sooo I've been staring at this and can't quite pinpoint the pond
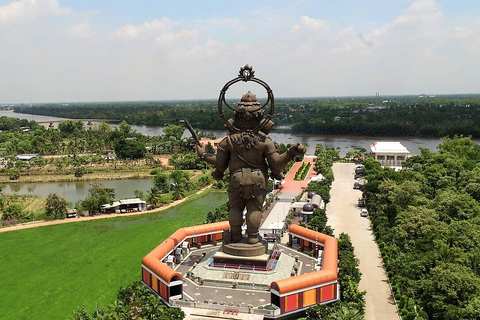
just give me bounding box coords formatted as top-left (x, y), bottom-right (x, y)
top-left (3, 178), bottom-right (155, 204)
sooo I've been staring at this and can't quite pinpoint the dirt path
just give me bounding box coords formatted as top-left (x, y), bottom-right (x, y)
top-left (0, 185), bottom-right (213, 233)
top-left (327, 163), bottom-right (399, 320)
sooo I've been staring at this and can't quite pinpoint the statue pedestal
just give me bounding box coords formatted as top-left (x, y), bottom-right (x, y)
top-left (214, 241), bottom-right (270, 268)
top-left (221, 239), bottom-right (268, 257)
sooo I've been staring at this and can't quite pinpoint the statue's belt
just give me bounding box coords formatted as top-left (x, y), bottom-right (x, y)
top-left (231, 168), bottom-right (266, 187)
top-left (231, 168), bottom-right (264, 173)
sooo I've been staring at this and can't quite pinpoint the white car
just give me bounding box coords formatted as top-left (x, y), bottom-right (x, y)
top-left (360, 209), bottom-right (368, 217)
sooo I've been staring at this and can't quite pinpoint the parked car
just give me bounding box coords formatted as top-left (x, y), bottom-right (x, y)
top-left (360, 209), bottom-right (368, 217)
top-left (355, 166), bottom-right (365, 176)
top-left (358, 198), bottom-right (365, 207)
top-left (353, 181), bottom-right (360, 189)
top-left (264, 233), bottom-right (277, 243)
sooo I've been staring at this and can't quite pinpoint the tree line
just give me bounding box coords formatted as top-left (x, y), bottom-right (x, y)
top-left (68, 281), bottom-right (184, 320)
top-left (363, 136), bottom-right (480, 319)
top-left (12, 94), bottom-right (480, 137)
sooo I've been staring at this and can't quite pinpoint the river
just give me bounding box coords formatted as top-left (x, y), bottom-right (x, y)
top-left (128, 125), bottom-right (445, 157)
top-left (0, 110), bottom-right (475, 204)
top-left (0, 110), bottom-right (447, 156)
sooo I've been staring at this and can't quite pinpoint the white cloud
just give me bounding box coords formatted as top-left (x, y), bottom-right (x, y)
top-left (114, 18), bottom-right (172, 39)
top-left (1, 0), bottom-right (480, 103)
top-left (0, 0), bottom-right (71, 25)
top-left (67, 21), bottom-right (96, 40)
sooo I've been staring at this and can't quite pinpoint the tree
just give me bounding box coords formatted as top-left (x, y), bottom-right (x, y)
top-left (8, 168), bottom-right (20, 180)
top-left (169, 170), bottom-right (191, 200)
top-left (1, 203), bottom-right (29, 222)
top-left (205, 202), bottom-right (229, 223)
top-left (58, 120), bottom-right (84, 137)
top-left (134, 189), bottom-right (144, 198)
top-left (114, 138), bottom-right (146, 160)
top-left (45, 193), bottom-right (70, 220)
top-left (163, 124), bottom-right (184, 141)
top-left (421, 263), bottom-right (480, 319)
top-left (74, 166), bottom-right (87, 178)
top-left (198, 174), bottom-right (212, 187)
top-left (154, 173), bottom-right (170, 193)
top-left (308, 208), bottom-right (328, 233)
top-left (169, 151), bottom-right (205, 170)
top-left (171, 185), bottom-right (185, 201)
top-left (118, 120), bottom-right (133, 137)
top-left (333, 305), bottom-right (364, 320)
top-left (81, 183), bottom-right (116, 216)
top-left (69, 281), bottom-right (185, 319)
top-left (205, 142), bottom-right (215, 154)
top-left (146, 187), bottom-right (163, 208)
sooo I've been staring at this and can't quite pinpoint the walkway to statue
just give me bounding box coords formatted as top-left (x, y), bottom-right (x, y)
top-left (279, 156), bottom-right (318, 196)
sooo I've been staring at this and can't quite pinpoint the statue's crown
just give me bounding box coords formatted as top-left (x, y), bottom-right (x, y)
top-left (241, 91), bottom-right (258, 103)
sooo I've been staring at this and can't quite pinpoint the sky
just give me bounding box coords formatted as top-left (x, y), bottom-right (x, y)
top-left (1, 0), bottom-right (480, 103)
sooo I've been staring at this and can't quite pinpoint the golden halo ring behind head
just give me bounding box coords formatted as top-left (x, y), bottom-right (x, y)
top-left (218, 64), bottom-right (275, 133)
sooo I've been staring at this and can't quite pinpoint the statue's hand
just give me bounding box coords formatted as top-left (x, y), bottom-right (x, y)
top-left (289, 143), bottom-right (306, 156)
top-left (211, 169), bottom-right (224, 180)
top-left (195, 143), bottom-right (206, 158)
top-left (270, 172), bottom-right (285, 180)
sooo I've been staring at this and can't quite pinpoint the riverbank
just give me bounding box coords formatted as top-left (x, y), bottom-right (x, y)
top-left (0, 185), bottom-right (216, 233)
top-left (0, 168), bottom-right (154, 184)
top-left (0, 154), bottom-right (172, 184)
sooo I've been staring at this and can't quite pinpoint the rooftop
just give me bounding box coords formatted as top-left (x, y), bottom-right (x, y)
top-left (370, 141), bottom-right (410, 154)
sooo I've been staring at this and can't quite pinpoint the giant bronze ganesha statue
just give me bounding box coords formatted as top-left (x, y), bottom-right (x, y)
top-left (194, 65), bottom-right (305, 249)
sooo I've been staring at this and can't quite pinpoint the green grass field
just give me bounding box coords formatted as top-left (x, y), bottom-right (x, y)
top-left (0, 191), bottom-right (227, 320)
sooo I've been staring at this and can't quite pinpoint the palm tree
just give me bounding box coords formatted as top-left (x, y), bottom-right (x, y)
top-left (198, 175), bottom-right (211, 187)
top-left (146, 187), bottom-right (162, 208)
top-left (333, 305), bottom-right (364, 320)
top-left (171, 184), bottom-right (185, 201)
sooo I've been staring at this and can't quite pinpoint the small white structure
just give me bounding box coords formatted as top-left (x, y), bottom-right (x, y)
top-left (259, 202), bottom-right (291, 236)
top-left (310, 194), bottom-right (324, 210)
top-left (15, 154), bottom-right (39, 161)
top-left (370, 142), bottom-right (410, 167)
top-left (101, 198), bottom-right (147, 214)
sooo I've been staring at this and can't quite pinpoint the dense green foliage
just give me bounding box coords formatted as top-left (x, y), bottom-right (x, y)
top-left (0, 191), bottom-right (227, 320)
top-left (291, 96), bottom-right (480, 137)
top-left (45, 193), bottom-right (70, 219)
top-left (13, 94), bottom-right (480, 137)
top-left (294, 162), bottom-right (311, 180)
top-left (0, 118), bottom-right (151, 157)
top-left (15, 100), bottom-right (227, 129)
top-left (0, 116), bottom-right (196, 161)
top-left (1, 202), bottom-right (29, 222)
top-left (113, 137), bottom-right (146, 159)
top-left (364, 136), bottom-right (480, 319)
top-left (69, 281), bottom-right (185, 320)
top-left (306, 144), bottom-right (339, 204)
top-left (306, 233), bottom-right (365, 319)
top-left (0, 116), bottom-right (40, 132)
top-left (204, 201), bottom-right (229, 223)
top-left (79, 182), bottom-right (116, 215)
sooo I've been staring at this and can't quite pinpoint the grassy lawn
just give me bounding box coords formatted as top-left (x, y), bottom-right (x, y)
top-left (0, 191), bottom-right (227, 320)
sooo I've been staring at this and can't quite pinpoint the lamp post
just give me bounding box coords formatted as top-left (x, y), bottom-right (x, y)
top-left (192, 218), bottom-right (196, 246)
top-left (252, 283), bottom-right (255, 307)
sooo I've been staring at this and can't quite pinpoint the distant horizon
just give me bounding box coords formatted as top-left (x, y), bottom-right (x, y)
top-left (3, 92), bottom-right (480, 106)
